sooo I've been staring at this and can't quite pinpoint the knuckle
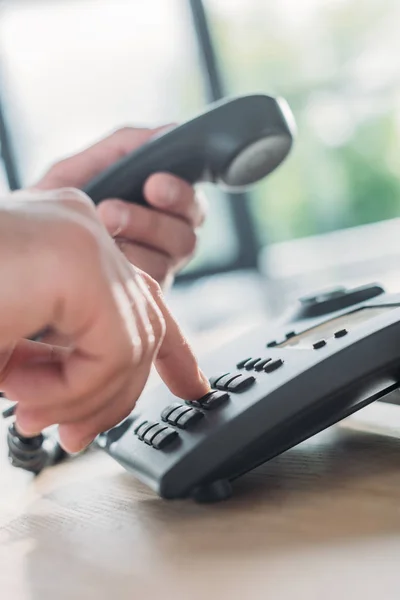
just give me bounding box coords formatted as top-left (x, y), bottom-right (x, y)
top-left (126, 205), bottom-right (153, 242)
top-left (110, 126), bottom-right (150, 149)
top-left (179, 228), bottom-right (197, 258)
top-left (45, 159), bottom-right (67, 181)
top-left (149, 303), bottom-right (166, 341)
top-left (151, 255), bottom-right (171, 286)
top-left (140, 309), bottom-right (165, 360)
top-left (146, 210), bottom-right (162, 241)
top-left (140, 271), bottom-right (162, 296)
top-left (97, 199), bottom-right (131, 232)
top-left (58, 188), bottom-right (94, 209)
top-left (114, 125), bottom-right (134, 137)
top-left (122, 334), bottom-right (138, 366)
top-left (116, 313), bottom-right (148, 368)
top-left (135, 207), bottom-right (154, 241)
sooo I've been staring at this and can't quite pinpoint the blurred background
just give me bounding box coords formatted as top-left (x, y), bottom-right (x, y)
top-left (1, 0), bottom-right (400, 338)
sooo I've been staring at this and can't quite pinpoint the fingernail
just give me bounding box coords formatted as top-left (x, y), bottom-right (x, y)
top-left (200, 369), bottom-right (211, 390)
top-left (101, 203), bottom-right (129, 237)
top-left (194, 368), bottom-right (211, 394)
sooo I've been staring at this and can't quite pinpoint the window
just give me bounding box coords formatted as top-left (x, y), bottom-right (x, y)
top-left (2, 0), bottom-right (399, 318)
top-left (204, 0), bottom-right (400, 245)
top-left (0, 0), bottom-right (240, 275)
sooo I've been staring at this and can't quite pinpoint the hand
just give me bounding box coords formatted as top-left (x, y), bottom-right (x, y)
top-left (35, 127), bottom-right (207, 289)
top-left (0, 188), bottom-right (209, 452)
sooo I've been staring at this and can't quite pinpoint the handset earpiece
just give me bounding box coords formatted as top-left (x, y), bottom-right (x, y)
top-left (211, 96), bottom-right (295, 189)
top-left (83, 94), bottom-right (295, 206)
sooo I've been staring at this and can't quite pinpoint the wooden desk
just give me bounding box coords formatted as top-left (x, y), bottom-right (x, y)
top-left (1, 322), bottom-right (400, 600)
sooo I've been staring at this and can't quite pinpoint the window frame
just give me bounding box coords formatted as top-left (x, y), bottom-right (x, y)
top-left (0, 0), bottom-right (261, 282)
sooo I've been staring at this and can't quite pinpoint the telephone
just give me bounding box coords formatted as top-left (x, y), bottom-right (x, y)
top-left (5, 95), bottom-right (397, 503)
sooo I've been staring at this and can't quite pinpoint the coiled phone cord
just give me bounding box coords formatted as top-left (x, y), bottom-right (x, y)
top-left (2, 401), bottom-right (67, 474)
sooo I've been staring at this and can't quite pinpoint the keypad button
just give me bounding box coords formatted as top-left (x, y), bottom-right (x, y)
top-left (187, 399), bottom-right (203, 409)
top-left (176, 408), bottom-right (204, 429)
top-left (135, 421), bottom-right (158, 441)
top-left (266, 340), bottom-right (278, 348)
top-left (236, 357), bottom-right (252, 369)
top-left (137, 422), bottom-right (158, 441)
top-left (166, 405), bottom-right (192, 425)
top-left (161, 402), bottom-right (182, 422)
top-left (313, 340), bottom-right (326, 349)
top-left (134, 420), bottom-right (149, 436)
top-left (254, 358), bottom-right (271, 371)
top-left (197, 390), bottom-right (230, 410)
top-left (215, 373), bottom-right (241, 391)
top-left (152, 428), bottom-right (179, 450)
top-left (209, 373), bottom-right (229, 388)
top-left (264, 359), bottom-right (284, 373)
top-left (334, 329), bottom-right (348, 338)
top-left (243, 358), bottom-right (261, 370)
top-left (227, 375), bottom-right (256, 392)
top-left (143, 424), bottom-right (168, 445)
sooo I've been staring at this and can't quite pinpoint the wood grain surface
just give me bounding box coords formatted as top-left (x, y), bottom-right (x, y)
top-left (1, 321), bottom-right (400, 600)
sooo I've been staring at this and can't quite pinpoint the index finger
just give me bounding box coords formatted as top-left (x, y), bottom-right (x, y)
top-left (144, 278), bottom-right (210, 401)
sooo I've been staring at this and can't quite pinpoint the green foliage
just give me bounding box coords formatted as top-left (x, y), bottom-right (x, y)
top-left (206, 0), bottom-right (400, 243)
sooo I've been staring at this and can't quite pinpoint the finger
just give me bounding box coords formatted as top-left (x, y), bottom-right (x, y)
top-left (144, 173), bottom-right (207, 228)
top-left (37, 330), bottom-right (72, 349)
top-left (97, 200), bottom-right (197, 260)
top-left (0, 297), bottom-right (135, 410)
top-left (57, 366), bottom-right (151, 453)
top-left (114, 241), bottom-right (173, 287)
top-left (11, 299), bottom-right (156, 434)
top-left (14, 364), bottom-right (130, 434)
top-left (0, 340), bottom-right (69, 388)
top-left (35, 125), bottom-right (174, 190)
top-left (138, 274), bottom-right (210, 400)
top-left (7, 268), bottom-right (163, 433)
top-left (7, 340), bottom-right (69, 364)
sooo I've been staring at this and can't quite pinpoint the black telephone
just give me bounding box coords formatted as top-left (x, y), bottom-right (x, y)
top-left (95, 282), bottom-right (400, 502)
top-left (4, 94), bottom-right (400, 503)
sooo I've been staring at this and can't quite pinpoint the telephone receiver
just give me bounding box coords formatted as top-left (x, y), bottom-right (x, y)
top-left (83, 94), bottom-right (296, 205)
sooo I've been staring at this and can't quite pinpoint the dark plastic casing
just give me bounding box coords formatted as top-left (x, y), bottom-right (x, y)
top-left (98, 283), bottom-right (400, 502)
top-left (83, 94), bottom-right (295, 206)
